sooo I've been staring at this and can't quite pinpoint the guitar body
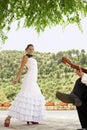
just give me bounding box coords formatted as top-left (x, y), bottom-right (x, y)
top-left (62, 57), bottom-right (87, 73)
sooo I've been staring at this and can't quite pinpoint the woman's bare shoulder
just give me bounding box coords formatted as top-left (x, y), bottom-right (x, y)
top-left (21, 55), bottom-right (28, 62)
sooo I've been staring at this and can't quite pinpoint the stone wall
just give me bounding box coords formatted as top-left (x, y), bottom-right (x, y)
top-left (0, 102), bottom-right (76, 110)
top-left (46, 104), bottom-right (76, 110)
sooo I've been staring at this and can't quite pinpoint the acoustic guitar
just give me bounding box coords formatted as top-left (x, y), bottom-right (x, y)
top-left (62, 57), bottom-right (87, 73)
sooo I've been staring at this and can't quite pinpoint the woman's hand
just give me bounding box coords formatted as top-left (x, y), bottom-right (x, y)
top-left (76, 67), bottom-right (84, 78)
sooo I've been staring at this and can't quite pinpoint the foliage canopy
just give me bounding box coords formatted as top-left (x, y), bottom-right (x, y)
top-left (0, 0), bottom-right (87, 42)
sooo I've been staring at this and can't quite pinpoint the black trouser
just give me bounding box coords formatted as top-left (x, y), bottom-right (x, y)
top-left (71, 78), bottom-right (87, 128)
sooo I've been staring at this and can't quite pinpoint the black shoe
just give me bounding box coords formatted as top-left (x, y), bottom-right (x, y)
top-left (27, 121), bottom-right (29, 125)
top-left (56, 91), bottom-right (82, 107)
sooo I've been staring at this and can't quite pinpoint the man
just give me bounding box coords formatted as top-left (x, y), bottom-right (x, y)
top-left (56, 68), bottom-right (87, 129)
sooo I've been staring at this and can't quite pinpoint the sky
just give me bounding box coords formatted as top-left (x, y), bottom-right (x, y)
top-left (1, 17), bottom-right (87, 53)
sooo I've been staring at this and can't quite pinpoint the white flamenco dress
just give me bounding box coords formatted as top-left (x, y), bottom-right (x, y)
top-left (8, 57), bottom-right (46, 122)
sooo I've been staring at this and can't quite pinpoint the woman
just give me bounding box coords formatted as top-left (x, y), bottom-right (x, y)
top-left (4, 44), bottom-right (46, 127)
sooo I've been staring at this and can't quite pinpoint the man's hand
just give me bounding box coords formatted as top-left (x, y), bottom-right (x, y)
top-left (76, 67), bottom-right (84, 78)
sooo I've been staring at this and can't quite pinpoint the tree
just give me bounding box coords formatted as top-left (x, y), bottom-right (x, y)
top-left (0, 0), bottom-right (87, 43)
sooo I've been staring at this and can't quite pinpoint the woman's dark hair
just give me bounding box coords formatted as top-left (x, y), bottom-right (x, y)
top-left (25, 44), bottom-right (34, 50)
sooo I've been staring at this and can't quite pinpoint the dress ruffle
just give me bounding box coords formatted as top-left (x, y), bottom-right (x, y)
top-left (8, 91), bottom-right (46, 121)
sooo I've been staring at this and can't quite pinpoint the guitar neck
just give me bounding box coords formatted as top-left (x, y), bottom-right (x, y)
top-left (70, 63), bottom-right (87, 73)
top-left (62, 57), bottom-right (87, 73)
